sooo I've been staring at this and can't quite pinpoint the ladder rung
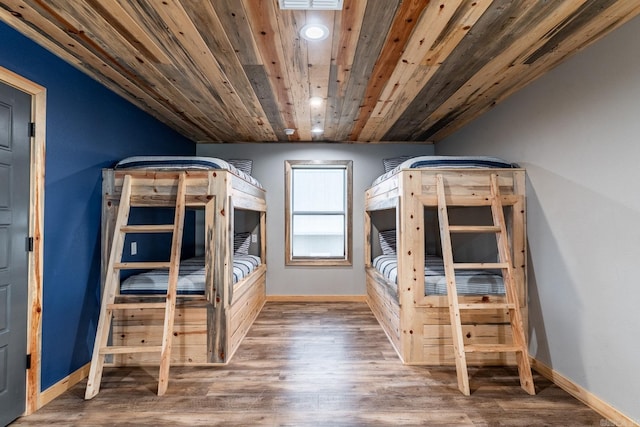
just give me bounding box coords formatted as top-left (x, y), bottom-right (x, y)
top-left (115, 295), bottom-right (169, 304)
top-left (121, 225), bottom-right (175, 233)
top-left (114, 262), bottom-right (171, 270)
top-left (449, 225), bottom-right (501, 233)
top-left (464, 344), bottom-right (522, 353)
top-left (108, 302), bottom-right (167, 310)
top-left (453, 262), bottom-right (509, 270)
top-left (458, 303), bottom-right (515, 310)
top-left (99, 345), bottom-right (163, 355)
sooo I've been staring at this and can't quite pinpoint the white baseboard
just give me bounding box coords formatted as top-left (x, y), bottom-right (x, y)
top-left (530, 358), bottom-right (638, 427)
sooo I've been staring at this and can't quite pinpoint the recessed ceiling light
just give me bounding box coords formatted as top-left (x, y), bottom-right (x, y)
top-left (300, 24), bottom-right (329, 41)
top-left (311, 127), bottom-right (324, 134)
top-left (309, 97), bottom-right (323, 107)
top-left (284, 128), bottom-right (296, 135)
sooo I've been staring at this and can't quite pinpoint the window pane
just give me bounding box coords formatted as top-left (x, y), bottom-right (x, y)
top-left (285, 160), bottom-right (352, 266)
top-left (293, 168), bottom-right (344, 212)
top-left (292, 215), bottom-right (344, 257)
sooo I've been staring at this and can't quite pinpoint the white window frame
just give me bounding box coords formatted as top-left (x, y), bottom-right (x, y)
top-left (285, 160), bottom-right (353, 266)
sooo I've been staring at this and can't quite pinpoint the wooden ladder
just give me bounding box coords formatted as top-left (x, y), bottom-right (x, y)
top-left (436, 173), bottom-right (535, 396)
top-left (85, 172), bottom-right (187, 399)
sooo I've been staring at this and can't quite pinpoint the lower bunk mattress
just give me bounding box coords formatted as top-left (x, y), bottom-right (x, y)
top-left (120, 255), bottom-right (261, 295)
top-left (372, 254), bottom-right (505, 297)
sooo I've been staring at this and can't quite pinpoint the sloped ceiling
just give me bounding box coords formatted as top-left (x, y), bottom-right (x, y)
top-left (1, 0), bottom-right (639, 143)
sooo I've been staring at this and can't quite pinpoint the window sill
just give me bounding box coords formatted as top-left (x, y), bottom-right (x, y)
top-left (285, 258), bottom-right (352, 267)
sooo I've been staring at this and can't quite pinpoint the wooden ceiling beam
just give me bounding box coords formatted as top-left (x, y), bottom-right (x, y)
top-left (428, 0), bottom-right (640, 142)
top-left (149, 0), bottom-right (276, 142)
top-left (274, 8), bottom-right (312, 140)
top-left (333, 0), bottom-right (401, 141)
top-left (358, 0), bottom-right (491, 142)
top-left (323, 0), bottom-right (368, 141)
top-left (384, 0), bottom-right (561, 141)
top-left (212, 1), bottom-right (288, 141)
top-left (47, 0), bottom-right (236, 141)
top-left (307, 10), bottom-right (334, 141)
top-left (211, 0), bottom-right (263, 66)
top-left (347, 0), bottom-right (429, 141)
top-left (1, 0), bottom-right (638, 143)
top-left (179, 0), bottom-right (277, 142)
top-left (243, 0), bottom-right (300, 141)
top-left (84, 0), bottom-right (171, 65)
top-left (419, 0), bottom-right (593, 142)
top-left (1, 0), bottom-right (211, 141)
top-left (107, 0), bottom-right (242, 141)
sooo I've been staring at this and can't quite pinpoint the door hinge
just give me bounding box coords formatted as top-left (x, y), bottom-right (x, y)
top-left (26, 236), bottom-right (34, 252)
top-left (28, 122), bottom-right (35, 138)
top-left (26, 354), bottom-right (31, 370)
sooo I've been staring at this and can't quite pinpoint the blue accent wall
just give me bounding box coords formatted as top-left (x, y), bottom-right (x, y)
top-left (0, 22), bottom-right (196, 390)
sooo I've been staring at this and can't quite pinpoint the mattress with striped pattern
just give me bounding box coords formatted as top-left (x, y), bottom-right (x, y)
top-left (115, 156), bottom-right (263, 189)
top-left (372, 155), bottom-right (517, 187)
top-left (120, 255), bottom-right (261, 295)
top-left (372, 254), bottom-right (505, 296)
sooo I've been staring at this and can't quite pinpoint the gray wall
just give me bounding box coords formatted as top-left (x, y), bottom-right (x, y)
top-left (197, 143), bottom-right (433, 295)
top-left (436, 16), bottom-right (640, 422)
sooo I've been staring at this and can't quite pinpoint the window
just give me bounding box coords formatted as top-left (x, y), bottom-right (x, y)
top-left (285, 160), bottom-right (352, 266)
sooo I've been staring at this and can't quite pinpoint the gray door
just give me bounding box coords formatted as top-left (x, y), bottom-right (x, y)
top-left (0, 82), bottom-right (30, 426)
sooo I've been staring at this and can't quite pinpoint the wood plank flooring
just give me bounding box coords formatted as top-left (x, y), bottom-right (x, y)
top-left (14, 302), bottom-right (605, 426)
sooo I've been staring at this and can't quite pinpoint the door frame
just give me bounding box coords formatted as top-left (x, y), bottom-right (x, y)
top-left (0, 66), bottom-right (45, 416)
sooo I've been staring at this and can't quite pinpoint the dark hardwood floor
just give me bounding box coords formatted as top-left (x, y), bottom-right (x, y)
top-left (14, 302), bottom-right (605, 426)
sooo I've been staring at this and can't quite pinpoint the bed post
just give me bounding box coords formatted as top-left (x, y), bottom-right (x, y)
top-left (512, 171), bottom-right (527, 307)
top-left (101, 169), bottom-right (116, 294)
top-left (364, 208), bottom-right (371, 268)
top-left (204, 193), bottom-right (216, 363)
top-left (260, 211), bottom-right (267, 264)
top-left (227, 198), bottom-right (236, 305)
top-left (211, 175), bottom-right (233, 363)
top-left (397, 170), bottom-right (425, 363)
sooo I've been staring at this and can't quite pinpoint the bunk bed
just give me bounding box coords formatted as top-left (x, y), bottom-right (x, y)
top-left (364, 156), bottom-right (527, 366)
top-left (101, 156), bottom-right (267, 366)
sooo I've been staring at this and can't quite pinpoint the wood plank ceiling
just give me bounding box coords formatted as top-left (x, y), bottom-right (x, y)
top-left (1, 0), bottom-right (639, 143)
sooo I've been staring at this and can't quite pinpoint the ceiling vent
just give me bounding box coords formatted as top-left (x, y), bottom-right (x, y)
top-left (279, 0), bottom-right (344, 10)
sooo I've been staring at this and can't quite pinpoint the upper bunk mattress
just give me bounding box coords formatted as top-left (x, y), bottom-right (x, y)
top-left (372, 155), bottom-right (517, 187)
top-left (120, 255), bottom-right (261, 295)
top-left (372, 254), bottom-right (505, 297)
top-left (115, 156), bottom-right (263, 189)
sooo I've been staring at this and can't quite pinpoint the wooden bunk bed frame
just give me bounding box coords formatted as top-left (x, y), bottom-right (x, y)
top-left (101, 168), bottom-right (267, 366)
top-left (364, 168), bottom-right (526, 366)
